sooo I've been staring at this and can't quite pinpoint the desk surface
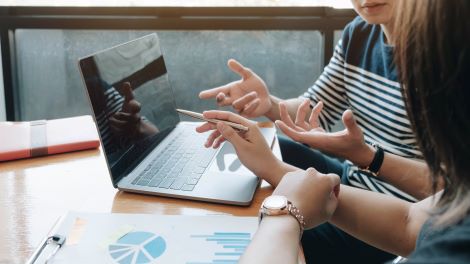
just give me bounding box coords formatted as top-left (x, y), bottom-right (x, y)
top-left (0, 143), bottom-right (277, 263)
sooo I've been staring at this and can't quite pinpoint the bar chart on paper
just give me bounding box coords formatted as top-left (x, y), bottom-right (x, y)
top-left (187, 232), bottom-right (252, 264)
top-left (108, 231), bottom-right (166, 264)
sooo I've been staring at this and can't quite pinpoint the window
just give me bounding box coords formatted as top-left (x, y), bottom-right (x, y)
top-left (15, 29), bottom-right (323, 120)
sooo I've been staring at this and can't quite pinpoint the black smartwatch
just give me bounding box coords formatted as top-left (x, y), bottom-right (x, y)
top-left (362, 143), bottom-right (384, 177)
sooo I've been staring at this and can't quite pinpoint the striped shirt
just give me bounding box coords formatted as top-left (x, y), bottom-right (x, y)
top-left (96, 86), bottom-right (125, 156)
top-left (302, 16), bottom-right (422, 202)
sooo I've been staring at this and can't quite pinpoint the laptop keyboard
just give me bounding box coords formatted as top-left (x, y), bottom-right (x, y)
top-left (131, 131), bottom-right (218, 191)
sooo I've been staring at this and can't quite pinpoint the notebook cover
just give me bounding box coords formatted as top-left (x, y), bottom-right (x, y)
top-left (0, 115), bottom-right (100, 162)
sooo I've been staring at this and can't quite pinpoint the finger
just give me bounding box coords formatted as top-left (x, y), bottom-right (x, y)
top-left (122, 82), bottom-right (135, 102)
top-left (195, 122), bottom-right (217, 133)
top-left (216, 92), bottom-right (235, 107)
top-left (279, 103), bottom-right (303, 132)
top-left (202, 110), bottom-right (254, 127)
top-left (109, 123), bottom-right (125, 134)
top-left (113, 112), bottom-right (141, 124)
top-left (240, 98), bottom-right (260, 117)
top-left (275, 120), bottom-right (305, 142)
top-left (342, 110), bottom-right (361, 136)
top-left (126, 100), bottom-right (141, 114)
top-left (326, 173), bottom-right (341, 189)
top-left (205, 130), bottom-right (222, 148)
top-left (199, 85), bottom-right (230, 100)
top-left (227, 59), bottom-right (252, 80)
top-left (305, 167), bottom-right (319, 176)
top-left (213, 135), bottom-right (227, 149)
top-left (295, 99), bottom-right (311, 130)
top-left (328, 174), bottom-right (341, 199)
top-left (232, 91), bottom-right (258, 112)
top-left (308, 101), bottom-right (323, 128)
top-left (108, 116), bottom-right (126, 127)
top-left (216, 122), bottom-right (247, 148)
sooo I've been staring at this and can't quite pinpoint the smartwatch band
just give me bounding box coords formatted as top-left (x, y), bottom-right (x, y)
top-left (363, 143), bottom-right (384, 176)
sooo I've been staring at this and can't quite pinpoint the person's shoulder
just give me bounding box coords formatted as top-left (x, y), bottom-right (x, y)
top-left (404, 216), bottom-right (470, 264)
top-left (340, 16), bottom-right (382, 51)
top-left (344, 16), bottom-right (371, 33)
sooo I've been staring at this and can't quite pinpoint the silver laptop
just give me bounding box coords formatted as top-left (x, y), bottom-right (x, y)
top-left (78, 34), bottom-right (276, 205)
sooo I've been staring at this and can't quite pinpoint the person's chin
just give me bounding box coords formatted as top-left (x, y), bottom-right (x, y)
top-left (359, 13), bottom-right (391, 25)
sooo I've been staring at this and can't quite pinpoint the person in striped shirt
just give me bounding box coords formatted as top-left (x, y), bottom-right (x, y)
top-left (198, 0), bottom-right (435, 263)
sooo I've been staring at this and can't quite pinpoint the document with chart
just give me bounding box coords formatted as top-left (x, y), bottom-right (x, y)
top-left (36, 212), bottom-right (257, 264)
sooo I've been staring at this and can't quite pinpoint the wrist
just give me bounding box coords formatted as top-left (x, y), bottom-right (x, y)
top-left (264, 95), bottom-right (279, 121)
top-left (358, 143), bottom-right (385, 176)
top-left (260, 214), bottom-right (301, 235)
top-left (259, 159), bottom-right (295, 187)
top-left (354, 144), bottom-right (376, 168)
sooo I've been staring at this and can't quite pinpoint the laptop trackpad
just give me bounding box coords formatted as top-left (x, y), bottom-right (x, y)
top-left (207, 126), bottom-right (276, 175)
top-left (208, 143), bottom-right (252, 174)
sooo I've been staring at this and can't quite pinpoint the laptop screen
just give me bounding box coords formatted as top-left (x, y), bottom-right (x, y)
top-left (79, 34), bottom-right (180, 185)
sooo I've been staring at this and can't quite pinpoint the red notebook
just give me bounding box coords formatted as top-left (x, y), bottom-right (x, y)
top-left (0, 115), bottom-right (100, 162)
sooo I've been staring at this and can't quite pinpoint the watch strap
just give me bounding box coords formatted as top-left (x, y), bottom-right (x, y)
top-left (287, 201), bottom-right (306, 233)
top-left (259, 197), bottom-right (305, 239)
top-left (365, 143), bottom-right (384, 176)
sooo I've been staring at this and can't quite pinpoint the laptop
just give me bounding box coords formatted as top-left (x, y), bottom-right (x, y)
top-left (78, 33), bottom-right (276, 205)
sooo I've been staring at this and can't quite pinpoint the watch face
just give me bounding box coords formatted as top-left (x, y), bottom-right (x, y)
top-left (264, 195), bottom-right (288, 210)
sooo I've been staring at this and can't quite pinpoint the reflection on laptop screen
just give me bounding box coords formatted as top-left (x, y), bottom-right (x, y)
top-left (80, 34), bottom-right (180, 183)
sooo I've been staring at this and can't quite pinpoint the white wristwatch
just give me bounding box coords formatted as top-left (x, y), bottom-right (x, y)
top-left (259, 195), bottom-right (305, 238)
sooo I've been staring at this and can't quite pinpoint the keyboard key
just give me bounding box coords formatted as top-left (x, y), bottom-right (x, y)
top-left (158, 178), bottom-right (175, 189)
top-left (186, 178), bottom-right (199, 185)
top-left (142, 172), bottom-right (154, 180)
top-left (190, 173), bottom-right (203, 179)
top-left (166, 173), bottom-right (178, 179)
top-left (194, 166), bottom-right (206, 174)
top-left (170, 178), bottom-right (187, 190)
top-left (180, 167), bottom-right (194, 178)
top-left (149, 178), bottom-right (163, 187)
top-left (131, 176), bottom-right (141, 184)
top-left (136, 179), bottom-right (150, 186)
top-left (181, 184), bottom-right (196, 191)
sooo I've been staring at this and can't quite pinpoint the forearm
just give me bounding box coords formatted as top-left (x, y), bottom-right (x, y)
top-left (265, 96), bottom-right (303, 122)
top-left (353, 145), bottom-right (436, 200)
top-left (330, 185), bottom-right (425, 256)
top-left (378, 152), bottom-right (436, 199)
top-left (239, 215), bottom-right (301, 264)
top-left (261, 159), bottom-right (299, 187)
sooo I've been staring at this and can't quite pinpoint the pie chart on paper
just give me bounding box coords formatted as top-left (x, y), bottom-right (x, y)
top-left (108, 231), bottom-right (166, 264)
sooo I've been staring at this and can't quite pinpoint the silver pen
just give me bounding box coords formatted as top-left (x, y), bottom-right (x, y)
top-left (176, 109), bottom-right (249, 132)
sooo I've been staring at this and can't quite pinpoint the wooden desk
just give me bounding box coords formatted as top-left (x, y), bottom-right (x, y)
top-left (0, 144), bottom-right (277, 263)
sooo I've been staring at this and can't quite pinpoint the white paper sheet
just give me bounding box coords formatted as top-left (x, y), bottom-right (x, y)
top-left (46, 212), bottom-right (257, 264)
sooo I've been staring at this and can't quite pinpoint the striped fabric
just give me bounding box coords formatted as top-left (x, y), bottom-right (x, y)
top-left (96, 87), bottom-right (126, 155)
top-left (302, 18), bottom-right (422, 202)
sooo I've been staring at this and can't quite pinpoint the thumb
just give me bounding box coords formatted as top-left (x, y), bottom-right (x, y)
top-left (342, 110), bottom-right (361, 136)
top-left (227, 59), bottom-right (251, 80)
top-left (275, 120), bottom-right (307, 144)
top-left (121, 82), bottom-right (140, 113)
top-left (122, 82), bottom-right (135, 102)
top-left (216, 122), bottom-right (246, 148)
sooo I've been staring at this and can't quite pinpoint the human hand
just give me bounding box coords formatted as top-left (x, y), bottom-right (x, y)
top-left (109, 82), bottom-right (158, 140)
top-left (109, 82), bottom-right (142, 137)
top-left (273, 167), bottom-right (340, 229)
top-left (195, 111), bottom-right (283, 184)
top-left (275, 99), bottom-right (374, 167)
top-left (199, 59), bottom-right (272, 118)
